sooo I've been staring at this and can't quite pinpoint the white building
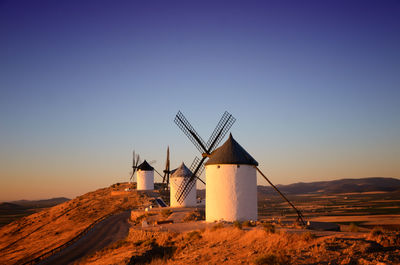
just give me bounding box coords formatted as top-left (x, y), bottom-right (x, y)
top-left (170, 162), bottom-right (197, 207)
top-left (136, 160), bottom-right (154, 190)
top-left (205, 133), bottom-right (258, 222)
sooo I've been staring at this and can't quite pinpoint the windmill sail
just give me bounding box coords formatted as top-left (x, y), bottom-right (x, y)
top-left (130, 151), bottom-right (140, 182)
top-left (174, 111), bottom-right (236, 203)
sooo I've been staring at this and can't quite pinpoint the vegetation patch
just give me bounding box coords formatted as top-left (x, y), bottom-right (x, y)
top-left (183, 209), bottom-right (205, 222)
top-left (161, 209), bottom-right (172, 218)
top-left (254, 251), bottom-right (289, 265)
top-left (210, 222), bottom-right (224, 231)
top-left (263, 222), bottom-right (275, 234)
top-left (128, 241), bottom-right (175, 265)
top-left (242, 220), bottom-right (255, 227)
top-left (186, 230), bottom-right (202, 241)
top-left (233, 221), bottom-right (242, 229)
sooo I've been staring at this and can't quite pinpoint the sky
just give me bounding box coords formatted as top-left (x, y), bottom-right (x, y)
top-left (0, 0), bottom-right (399, 201)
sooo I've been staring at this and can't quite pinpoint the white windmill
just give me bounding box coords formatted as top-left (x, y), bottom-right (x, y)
top-left (173, 110), bottom-right (306, 225)
top-left (205, 134), bottom-right (258, 221)
top-left (170, 162), bottom-right (197, 207)
top-left (136, 160), bottom-right (154, 190)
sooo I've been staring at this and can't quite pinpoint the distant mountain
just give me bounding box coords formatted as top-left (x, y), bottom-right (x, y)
top-left (0, 202), bottom-right (27, 211)
top-left (258, 177), bottom-right (400, 195)
top-left (9, 197), bottom-right (70, 208)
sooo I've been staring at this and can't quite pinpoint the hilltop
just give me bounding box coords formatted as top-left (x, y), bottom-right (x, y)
top-left (0, 183), bottom-right (150, 265)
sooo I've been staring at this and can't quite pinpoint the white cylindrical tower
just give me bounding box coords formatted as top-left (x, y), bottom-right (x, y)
top-left (136, 160), bottom-right (154, 190)
top-left (170, 162), bottom-right (197, 207)
top-left (205, 134), bottom-right (258, 222)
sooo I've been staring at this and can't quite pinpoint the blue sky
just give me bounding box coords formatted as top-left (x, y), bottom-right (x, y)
top-left (0, 0), bottom-right (399, 201)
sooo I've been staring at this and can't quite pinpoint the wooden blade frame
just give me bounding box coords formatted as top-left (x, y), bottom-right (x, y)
top-left (174, 111), bottom-right (236, 203)
top-left (130, 151), bottom-right (140, 182)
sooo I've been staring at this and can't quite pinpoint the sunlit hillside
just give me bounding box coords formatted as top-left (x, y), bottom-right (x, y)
top-left (0, 183), bottom-right (150, 265)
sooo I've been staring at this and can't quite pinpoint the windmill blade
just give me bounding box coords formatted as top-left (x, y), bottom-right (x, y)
top-left (174, 111), bottom-right (208, 154)
top-left (255, 166), bottom-right (306, 227)
top-left (175, 156), bottom-right (206, 203)
top-left (130, 150), bottom-right (136, 181)
top-left (206, 111), bottom-right (236, 153)
top-left (189, 156), bottom-right (205, 179)
top-left (135, 154), bottom-right (140, 168)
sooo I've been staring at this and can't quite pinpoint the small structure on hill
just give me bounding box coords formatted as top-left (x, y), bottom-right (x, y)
top-left (137, 160), bottom-right (154, 190)
top-left (205, 134), bottom-right (258, 222)
top-left (170, 162), bottom-right (197, 207)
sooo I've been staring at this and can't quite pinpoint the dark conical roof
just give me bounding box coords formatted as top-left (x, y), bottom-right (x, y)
top-left (205, 134), bottom-right (258, 166)
top-left (171, 162), bottom-right (193, 178)
top-left (137, 160), bottom-right (154, 171)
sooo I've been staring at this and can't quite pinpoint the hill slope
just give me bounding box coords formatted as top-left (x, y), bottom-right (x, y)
top-left (0, 183), bottom-right (150, 265)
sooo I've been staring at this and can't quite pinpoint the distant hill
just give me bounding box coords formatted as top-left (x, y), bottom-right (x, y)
top-left (258, 177), bottom-right (400, 195)
top-left (0, 202), bottom-right (27, 211)
top-left (0, 197), bottom-right (70, 228)
top-left (10, 197), bottom-right (70, 208)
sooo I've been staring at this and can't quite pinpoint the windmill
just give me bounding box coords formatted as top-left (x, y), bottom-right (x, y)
top-left (136, 160), bottom-right (154, 190)
top-left (174, 110), bottom-right (236, 203)
top-left (170, 162), bottom-right (197, 207)
top-left (174, 111), bottom-right (306, 225)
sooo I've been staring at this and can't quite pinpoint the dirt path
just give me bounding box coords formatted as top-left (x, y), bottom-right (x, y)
top-left (38, 210), bottom-right (131, 265)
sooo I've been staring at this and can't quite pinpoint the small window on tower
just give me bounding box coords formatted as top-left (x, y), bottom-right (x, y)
top-left (217, 165), bottom-right (220, 168)
top-left (237, 165), bottom-right (240, 168)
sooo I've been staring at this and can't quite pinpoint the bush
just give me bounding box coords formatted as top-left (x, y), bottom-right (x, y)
top-left (242, 220), bottom-right (255, 227)
top-left (370, 227), bottom-right (384, 237)
top-left (186, 230), bottom-right (202, 241)
top-left (233, 221), bottom-right (242, 229)
top-left (301, 231), bottom-right (316, 241)
top-left (211, 222), bottom-right (224, 231)
top-left (263, 223), bottom-right (275, 234)
top-left (183, 210), bottom-right (205, 222)
top-left (161, 209), bottom-right (172, 218)
top-left (349, 223), bottom-right (359, 232)
top-left (254, 252), bottom-right (288, 265)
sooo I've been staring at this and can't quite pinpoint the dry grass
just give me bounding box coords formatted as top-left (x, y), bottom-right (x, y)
top-left (183, 209), bottom-right (205, 222)
top-left (79, 226), bottom-right (400, 265)
top-left (0, 183), bottom-right (150, 265)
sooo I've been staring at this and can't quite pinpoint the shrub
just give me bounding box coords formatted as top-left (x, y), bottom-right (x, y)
top-left (370, 226), bottom-right (384, 237)
top-left (263, 222), bottom-right (275, 234)
top-left (301, 231), bottom-right (316, 241)
top-left (186, 230), bottom-right (202, 241)
top-left (210, 222), bottom-right (224, 231)
top-left (233, 221), bottom-right (242, 229)
top-left (183, 210), bottom-right (204, 222)
top-left (254, 252), bottom-right (288, 265)
top-left (161, 209), bottom-right (172, 218)
top-left (242, 220), bottom-right (255, 227)
top-left (349, 223), bottom-right (359, 232)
